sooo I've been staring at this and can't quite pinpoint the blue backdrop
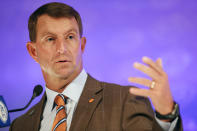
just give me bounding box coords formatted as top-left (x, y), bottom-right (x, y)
top-left (1, 0), bottom-right (197, 130)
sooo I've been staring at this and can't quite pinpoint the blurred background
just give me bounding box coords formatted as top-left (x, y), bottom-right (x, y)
top-left (0, 0), bottom-right (197, 130)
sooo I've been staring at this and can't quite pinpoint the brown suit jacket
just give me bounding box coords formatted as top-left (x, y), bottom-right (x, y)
top-left (9, 75), bottom-right (183, 131)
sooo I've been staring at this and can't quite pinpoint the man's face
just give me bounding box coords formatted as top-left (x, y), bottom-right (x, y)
top-left (27, 15), bottom-right (86, 79)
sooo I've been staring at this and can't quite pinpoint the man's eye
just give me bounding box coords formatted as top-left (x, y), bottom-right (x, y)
top-left (47, 37), bottom-right (54, 41)
top-left (68, 35), bottom-right (74, 39)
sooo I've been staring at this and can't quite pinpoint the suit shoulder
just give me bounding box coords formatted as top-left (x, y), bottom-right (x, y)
top-left (97, 79), bottom-right (150, 105)
top-left (88, 75), bottom-right (149, 102)
top-left (18, 101), bottom-right (41, 119)
top-left (99, 80), bottom-right (134, 95)
top-left (9, 103), bottom-right (39, 131)
top-left (11, 101), bottom-right (39, 121)
top-left (10, 95), bottom-right (45, 131)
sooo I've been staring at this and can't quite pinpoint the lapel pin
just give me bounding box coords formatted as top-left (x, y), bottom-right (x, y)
top-left (89, 98), bottom-right (94, 103)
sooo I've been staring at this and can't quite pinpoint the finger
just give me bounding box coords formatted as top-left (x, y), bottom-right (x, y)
top-left (129, 88), bottom-right (151, 98)
top-left (156, 58), bottom-right (163, 68)
top-left (142, 56), bottom-right (164, 75)
top-left (128, 77), bottom-right (152, 87)
top-left (133, 62), bottom-right (161, 81)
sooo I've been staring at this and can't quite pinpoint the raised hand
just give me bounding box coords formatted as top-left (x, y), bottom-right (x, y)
top-left (128, 56), bottom-right (174, 116)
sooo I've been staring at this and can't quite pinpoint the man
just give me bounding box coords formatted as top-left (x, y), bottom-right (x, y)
top-left (9, 2), bottom-right (182, 131)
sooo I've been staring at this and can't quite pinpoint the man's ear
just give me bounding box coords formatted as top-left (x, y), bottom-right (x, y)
top-left (26, 42), bottom-right (39, 63)
top-left (81, 37), bottom-right (86, 53)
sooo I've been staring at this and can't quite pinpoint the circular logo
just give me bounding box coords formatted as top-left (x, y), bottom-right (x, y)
top-left (0, 101), bottom-right (8, 123)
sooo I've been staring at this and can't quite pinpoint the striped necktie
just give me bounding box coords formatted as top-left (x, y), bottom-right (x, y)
top-left (52, 94), bottom-right (67, 131)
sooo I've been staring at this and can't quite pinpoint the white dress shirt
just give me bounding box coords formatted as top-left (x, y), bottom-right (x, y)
top-left (39, 69), bottom-right (177, 131)
top-left (40, 69), bottom-right (87, 131)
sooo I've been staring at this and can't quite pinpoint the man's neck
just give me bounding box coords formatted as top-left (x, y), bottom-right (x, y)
top-left (43, 69), bottom-right (82, 93)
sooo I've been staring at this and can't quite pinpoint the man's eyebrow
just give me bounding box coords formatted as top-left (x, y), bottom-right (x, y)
top-left (65, 29), bottom-right (78, 34)
top-left (40, 29), bottom-right (79, 38)
top-left (40, 32), bottom-right (56, 38)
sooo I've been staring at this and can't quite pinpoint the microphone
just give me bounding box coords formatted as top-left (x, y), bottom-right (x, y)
top-left (8, 85), bottom-right (43, 113)
top-left (32, 85), bottom-right (43, 99)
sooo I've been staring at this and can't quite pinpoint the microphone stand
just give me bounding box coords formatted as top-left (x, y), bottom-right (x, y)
top-left (8, 94), bottom-right (36, 113)
top-left (8, 85), bottom-right (43, 113)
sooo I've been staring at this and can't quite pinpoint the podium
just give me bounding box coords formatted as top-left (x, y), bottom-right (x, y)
top-left (0, 96), bottom-right (10, 127)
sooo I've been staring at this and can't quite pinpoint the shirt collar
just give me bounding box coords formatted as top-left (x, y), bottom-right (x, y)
top-left (45, 69), bottom-right (88, 110)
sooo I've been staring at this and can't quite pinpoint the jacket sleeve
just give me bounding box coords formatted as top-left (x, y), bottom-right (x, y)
top-left (121, 90), bottom-right (163, 131)
top-left (122, 87), bottom-right (183, 131)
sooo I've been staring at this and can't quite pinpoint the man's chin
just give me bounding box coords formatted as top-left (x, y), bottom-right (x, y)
top-left (55, 72), bottom-right (71, 79)
top-left (54, 69), bottom-right (75, 79)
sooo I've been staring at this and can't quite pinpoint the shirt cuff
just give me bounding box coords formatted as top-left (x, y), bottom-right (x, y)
top-left (155, 116), bottom-right (179, 131)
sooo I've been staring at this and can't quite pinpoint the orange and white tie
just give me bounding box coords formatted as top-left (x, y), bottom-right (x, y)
top-left (52, 94), bottom-right (67, 131)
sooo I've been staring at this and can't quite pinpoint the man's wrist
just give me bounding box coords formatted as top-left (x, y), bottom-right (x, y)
top-left (155, 102), bottom-right (180, 121)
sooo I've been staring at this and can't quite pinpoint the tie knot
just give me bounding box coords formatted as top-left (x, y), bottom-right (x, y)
top-left (54, 94), bottom-right (66, 106)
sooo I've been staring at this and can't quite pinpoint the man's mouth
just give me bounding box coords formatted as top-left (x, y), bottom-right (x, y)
top-left (56, 60), bottom-right (69, 63)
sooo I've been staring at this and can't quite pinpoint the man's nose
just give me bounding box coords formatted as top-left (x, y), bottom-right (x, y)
top-left (56, 39), bottom-right (67, 54)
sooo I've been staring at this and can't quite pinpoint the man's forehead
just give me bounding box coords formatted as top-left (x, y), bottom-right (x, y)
top-left (36, 15), bottom-right (79, 34)
top-left (37, 14), bottom-right (76, 26)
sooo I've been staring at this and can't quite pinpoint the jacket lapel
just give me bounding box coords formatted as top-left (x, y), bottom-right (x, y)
top-left (69, 75), bottom-right (103, 131)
